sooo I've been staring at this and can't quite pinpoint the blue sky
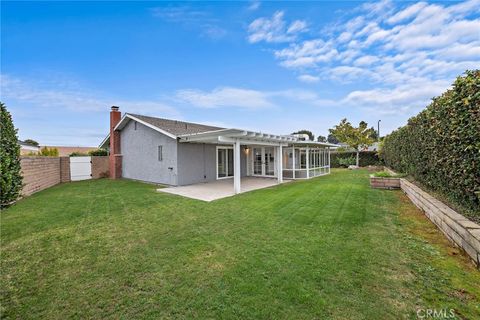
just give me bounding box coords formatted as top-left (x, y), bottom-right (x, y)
top-left (2, 0), bottom-right (479, 146)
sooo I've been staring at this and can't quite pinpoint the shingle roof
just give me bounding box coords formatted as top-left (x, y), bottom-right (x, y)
top-left (128, 113), bottom-right (224, 136)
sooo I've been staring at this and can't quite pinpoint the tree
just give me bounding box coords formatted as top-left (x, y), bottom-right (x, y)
top-left (292, 130), bottom-right (314, 141)
top-left (40, 147), bottom-right (59, 156)
top-left (329, 119), bottom-right (376, 167)
top-left (317, 135), bottom-right (327, 142)
top-left (1, 102), bottom-right (23, 208)
top-left (369, 127), bottom-right (378, 140)
top-left (89, 148), bottom-right (108, 156)
top-left (327, 134), bottom-right (339, 144)
top-left (24, 139), bottom-right (39, 146)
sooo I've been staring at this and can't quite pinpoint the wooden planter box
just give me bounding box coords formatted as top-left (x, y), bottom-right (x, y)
top-left (370, 176), bottom-right (400, 189)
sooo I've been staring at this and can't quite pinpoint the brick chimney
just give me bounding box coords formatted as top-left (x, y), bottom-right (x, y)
top-left (109, 106), bottom-right (122, 179)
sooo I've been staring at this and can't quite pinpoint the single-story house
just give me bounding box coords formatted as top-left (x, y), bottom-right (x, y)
top-left (100, 106), bottom-right (336, 194)
top-left (18, 140), bottom-right (40, 155)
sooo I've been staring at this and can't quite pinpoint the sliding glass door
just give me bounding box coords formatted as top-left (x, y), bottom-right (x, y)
top-left (217, 147), bottom-right (234, 179)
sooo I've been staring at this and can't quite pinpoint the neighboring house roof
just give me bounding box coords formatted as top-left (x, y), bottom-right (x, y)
top-left (18, 140), bottom-right (39, 149)
top-left (18, 140), bottom-right (40, 154)
top-left (42, 146), bottom-right (97, 157)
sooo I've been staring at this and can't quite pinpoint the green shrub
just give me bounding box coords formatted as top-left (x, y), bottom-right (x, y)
top-left (331, 151), bottom-right (381, 168)
top-left (372, 171), bottom-right (406, 178)
top-left (88, 149), bottom-right (108, 156)
top-left (69, 152), bottom-right (89, 157)
top-left (337, 156), bottom-right (356, 167)
top-left (1, 102), bottom-right (23, 208)
top-left (39, 147), bottom-right (59, 157)
top-left (381, 70), bottom-right (480, 216)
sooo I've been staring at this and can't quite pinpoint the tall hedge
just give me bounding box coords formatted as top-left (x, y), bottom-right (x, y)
top-left (330, 151), bottom-right (381, 168)
top-left (1, 102), bottom-right (23, 208)
top-left (381, 70), bottom-right (480, 215)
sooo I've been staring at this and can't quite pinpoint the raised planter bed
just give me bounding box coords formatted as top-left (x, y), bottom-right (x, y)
top-left (370, 176), bottom-right (400, 189)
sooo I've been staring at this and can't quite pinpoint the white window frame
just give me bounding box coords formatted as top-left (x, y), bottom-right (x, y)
top-left (216, 146), bottom-right (234, 180)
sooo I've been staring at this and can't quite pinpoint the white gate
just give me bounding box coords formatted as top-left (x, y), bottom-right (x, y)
top-left (70, 156), bottom-right (92, 181)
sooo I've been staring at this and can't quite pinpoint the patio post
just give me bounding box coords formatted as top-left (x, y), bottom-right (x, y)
top-left (328, 147), bottom-right (331, 174)
top-left (292, 145), bottom-right (296, 179)
top-left (277, 145), bottom-right (283, 183)
top-left (306, 146), bottom-right (310, 179)
top-left (234, 140), bottom-right (241, 194)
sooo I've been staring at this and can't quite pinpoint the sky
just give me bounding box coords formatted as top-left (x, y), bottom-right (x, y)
top-left (1, 0), bottom-right (479, 146)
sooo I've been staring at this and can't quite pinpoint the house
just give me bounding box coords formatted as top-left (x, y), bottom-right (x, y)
top-left (99, 106), bottom-right (336, 194)
top-left (19, 140), bottom-right (40, 155)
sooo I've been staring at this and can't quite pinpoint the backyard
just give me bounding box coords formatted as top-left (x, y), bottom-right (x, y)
top-left (1, 169), bottom-right (479, 319)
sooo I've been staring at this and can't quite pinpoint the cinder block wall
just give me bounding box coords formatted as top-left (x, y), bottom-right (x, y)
top-left (20, 156), bottom-right (109, 197)
top-left (20, 157), bottom-right (61, 196)
top-left (60, 157), bottom-right (71, 182)
top-left (92, 156), bottom-right (109, 178)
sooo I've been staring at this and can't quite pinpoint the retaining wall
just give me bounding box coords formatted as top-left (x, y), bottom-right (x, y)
top-left (370, 176), bottom-right (400, 189)
top-left (400, 179), bottom-right (480, 267)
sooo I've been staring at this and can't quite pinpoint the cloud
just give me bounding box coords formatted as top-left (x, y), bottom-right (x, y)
top-left (202, 25), bottom-right (227, 39)
top-left (267, 1), bottom-right (480, 80)
top-left (244, 0), bottom-right (480, 115)
top-left (247, 11), bottom-right (308, 43)
top-left (175, 87), bottom-right (274, 109)
top-left (287, 20), bottom-right (308, 34)
top-left (387, 2), bottom-right (428, 24)
top-left (0, 74), bottom-right (178, 116)
top-left (151, 6), bottom-right (212, 23)
top-left (248, 0), bottom-right (480, 115)
top-left (175, 86), bottom-right (341, 109)
top-left (342, 79), bottom-right (450, 115)
top-left (151, 6), bottom-right (227, 39)
top-left (353, 55), bottom-right (379, 66)
top-left (297, 74), bottom-right (320, 83)
top-left (275, 39), bottom-right (338, 68)
top-left (247, 1), bottom-right (261, 11)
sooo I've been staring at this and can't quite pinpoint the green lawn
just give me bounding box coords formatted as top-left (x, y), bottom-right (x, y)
top-left (1, 169), bottom-right (479, 319)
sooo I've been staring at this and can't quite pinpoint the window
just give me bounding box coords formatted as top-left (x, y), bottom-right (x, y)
top-left (158, 145), bottom-right (163, 161)
top-left (300, 149), bottom-right (307, 169)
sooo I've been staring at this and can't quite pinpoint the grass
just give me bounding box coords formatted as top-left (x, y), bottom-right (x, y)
top-left (1, 169), bottom-right (479, 319)
top-left (371, 171), bottom-right (406, 178)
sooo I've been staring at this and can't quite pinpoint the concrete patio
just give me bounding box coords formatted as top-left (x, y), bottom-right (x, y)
top-left (157, 177), bottom-right (289, 201)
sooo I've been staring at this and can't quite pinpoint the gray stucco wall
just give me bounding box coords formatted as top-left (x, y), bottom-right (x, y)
top-left (177, 143), bottom-right (216, 185)
top-left (177, 144), bottom-right (249, 185)
top-left (121, 120), bottom-right (178, 185)
top-left (121, 120), bottom-right (250, 186)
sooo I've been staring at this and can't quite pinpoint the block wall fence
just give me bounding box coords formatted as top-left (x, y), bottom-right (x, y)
top-left (20, 157), bottom-right (62, 196)
top-left (20, 156), bottom-right (109, 196)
